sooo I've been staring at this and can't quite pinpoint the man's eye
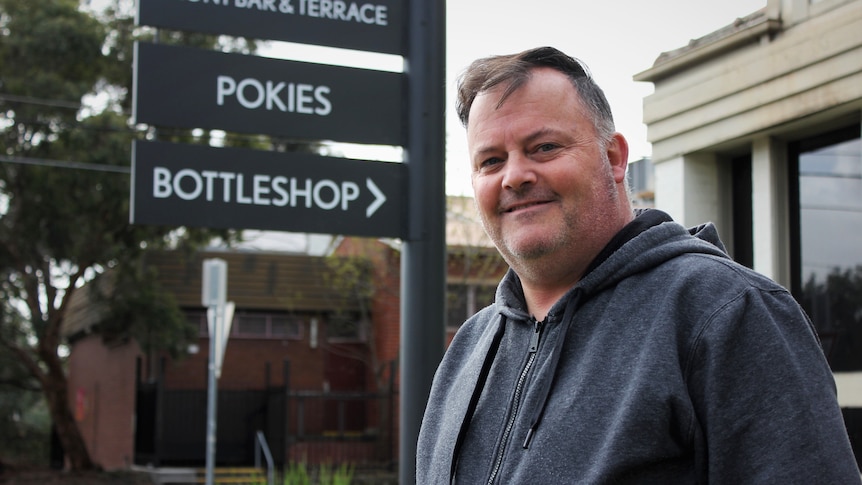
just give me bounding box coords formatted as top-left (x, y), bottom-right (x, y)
top-left (479, 157), bottom-right (502, 169)
top-left (537, 143), bottom-right (558, 152)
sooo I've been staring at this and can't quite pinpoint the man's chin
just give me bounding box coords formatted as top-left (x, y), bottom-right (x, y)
top-left (502, 236), bottom-right (557, 261)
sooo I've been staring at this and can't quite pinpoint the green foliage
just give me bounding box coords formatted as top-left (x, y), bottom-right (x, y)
top-left (0, 0), bottom-right (106, 119)
top-left (0, 0), bottom-right (329, 470)
top-left (801, 264), bottom-right (862, 371)
top-left (324, 255), bottom-right (374, 312)
top-left (319, 462), bottom-right (355, 485)
top-left (0, 307), bottom-right (49, 466)
top-left (0, 0), bottom-right (253, 469)
top-left (283, 462), bottom-right (312, 485)
top-left (282, 462), bottom-right (354, 485)
top-left (90, 261), bottom-right (196, 358)
top-left (0, 387), bottom-right (49, 466)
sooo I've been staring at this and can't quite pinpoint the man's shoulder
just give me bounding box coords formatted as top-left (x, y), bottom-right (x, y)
top-left (662, 251), bottom-right (788, 294)
top-left (455, 303), bottom-right (500, 336)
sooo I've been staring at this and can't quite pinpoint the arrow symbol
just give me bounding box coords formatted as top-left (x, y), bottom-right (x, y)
top-left (366, 178), bottom-right (386, 218)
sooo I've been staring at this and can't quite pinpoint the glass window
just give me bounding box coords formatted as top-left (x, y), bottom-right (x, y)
top-left (236, 313), bottom-right (267, 336)
top-left (446, 284), bottom-right (469, 328)
top-left (731, 155), bottom-right (753, 269)
top-left (186, 309), bottom-right (302, 340)
top-left (794, 128), bottom-right (862, 372)
top-left (271, 315), bottom-right (300, 337)
top-left (447, 283), bottom-right (497, 328)
top-left (326, 312), bottom-right (366, 342)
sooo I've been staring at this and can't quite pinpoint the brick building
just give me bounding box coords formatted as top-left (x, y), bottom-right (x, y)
top-left (63, 196), bottom-right (506, 471)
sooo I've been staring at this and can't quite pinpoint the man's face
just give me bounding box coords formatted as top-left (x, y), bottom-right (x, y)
top-left (467, 67), bottom-right (629, 281)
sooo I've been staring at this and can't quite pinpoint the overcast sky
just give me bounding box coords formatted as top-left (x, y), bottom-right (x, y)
top-left (443, 0), bottom-right (768, 195)
top-left (260, 0), bottom-right (769, 195)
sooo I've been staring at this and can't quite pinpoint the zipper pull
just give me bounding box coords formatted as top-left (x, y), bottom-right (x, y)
top-left (529, 318), bottom-right (543, 353)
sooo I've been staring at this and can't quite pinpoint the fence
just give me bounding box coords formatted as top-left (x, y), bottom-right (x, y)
top-left (135, 384), bottom-right (397, 469)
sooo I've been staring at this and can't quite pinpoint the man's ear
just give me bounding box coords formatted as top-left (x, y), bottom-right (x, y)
top-left (606, 132), bottom-right (629, 184)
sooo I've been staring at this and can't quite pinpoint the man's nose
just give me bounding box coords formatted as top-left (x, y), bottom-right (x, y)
top-left (502, 154), bottom-right (538, 190)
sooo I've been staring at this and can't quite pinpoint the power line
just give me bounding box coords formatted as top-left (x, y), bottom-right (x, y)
top-left (0, 155), bottom-right (130, 174)
top-left (2, 93), bottom-right (337, 150)
top-left (0, 93), bottom-right (83, 110)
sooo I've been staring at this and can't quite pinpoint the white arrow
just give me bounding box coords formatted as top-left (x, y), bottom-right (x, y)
top-left (366, 178), bottom-right (386, 218)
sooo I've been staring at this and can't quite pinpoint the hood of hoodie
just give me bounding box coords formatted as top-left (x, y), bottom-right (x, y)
top-left (420, 209), bottom-right (736, 483)
top-left (485, 209), bottom-right (732, 450)
top-left (494, 209), bottom-right (729, 322)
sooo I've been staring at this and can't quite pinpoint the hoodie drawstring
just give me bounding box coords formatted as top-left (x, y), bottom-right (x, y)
top-left (450, 315), bottom-right (507, 484)
top-left (522, 289), bottom-right (583, 449)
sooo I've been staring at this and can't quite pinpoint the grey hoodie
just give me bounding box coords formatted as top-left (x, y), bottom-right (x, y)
top-left (417, 210), bottom-right (860, 484)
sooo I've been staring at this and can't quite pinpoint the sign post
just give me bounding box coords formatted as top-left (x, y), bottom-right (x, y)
top-left (401, 2), bottom-right (446, 484)
top-left (133, 2), bottom-right (445, 482)
top-left (202, 259), bottom-right (233, 485)
top-left (132, 43), bottom-right (405, 146)
top-left (137, 0), bottom-right (404, 55)
top-left (131, 140), bottom-right (406, 237)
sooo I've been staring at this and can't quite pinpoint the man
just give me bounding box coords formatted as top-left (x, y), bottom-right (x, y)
top-left (416, 47), bottom-right (861, 483)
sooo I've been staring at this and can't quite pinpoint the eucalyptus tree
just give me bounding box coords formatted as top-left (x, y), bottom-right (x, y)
top-left (0, 0), bottom-right (248, 469)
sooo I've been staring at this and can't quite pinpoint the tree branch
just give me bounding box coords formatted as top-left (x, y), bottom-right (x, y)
top-left (0, 337), bottom-right (47, 388)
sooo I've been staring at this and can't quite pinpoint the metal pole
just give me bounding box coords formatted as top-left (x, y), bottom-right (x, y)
top-left (202, 258), bottom-right (227, 485)
top-left (401, 1), bottom-right (447, 484)
top-left (205, 306), bottom-right (218, 485)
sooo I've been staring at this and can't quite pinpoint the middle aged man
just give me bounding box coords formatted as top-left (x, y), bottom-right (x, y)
top-left (416, 46), bottom-right (861, 484)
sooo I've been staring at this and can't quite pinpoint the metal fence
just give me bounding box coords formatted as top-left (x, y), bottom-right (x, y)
top-left (135, 384), bottom-right (396, 469)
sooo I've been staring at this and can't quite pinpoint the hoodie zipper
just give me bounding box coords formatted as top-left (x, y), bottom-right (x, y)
top-left (486, 317), bottom-right (545, 485)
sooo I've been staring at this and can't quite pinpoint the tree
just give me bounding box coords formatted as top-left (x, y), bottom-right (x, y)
top-left (326, 199), bottom-right (508, 464)
top-left (801, 264), bottom-right (862, 372)
top-left (0, 309), bottom-right (49, 467)
top-left (0, 0), bottom-right (241, 470)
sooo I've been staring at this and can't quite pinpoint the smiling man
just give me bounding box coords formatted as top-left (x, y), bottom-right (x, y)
top-left (466, 61), bottom-right (632, 321)
top-left (416, 47), bottom-right (860, 484)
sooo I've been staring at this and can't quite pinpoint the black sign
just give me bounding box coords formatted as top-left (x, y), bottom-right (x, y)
top-left (137, 0), bottom-right (404, 56)
top-left (133, 42), bottom-right (405, 146)
top-left (131, 140), bottom-right (406, 238)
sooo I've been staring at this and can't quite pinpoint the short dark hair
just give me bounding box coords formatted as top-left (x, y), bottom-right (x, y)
top-left (456, 46), bottom-right (615, 140)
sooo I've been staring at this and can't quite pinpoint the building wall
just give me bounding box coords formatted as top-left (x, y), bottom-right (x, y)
top-left (638, 0), bottom-right (862, 269)
top-left (332, 237), bottom-right (401, 384)
top-left (65, 203), bottom-right (504, 470)
top-left (640, 0), bottom-right (862, 168)
top-left (162, 337), bottom-right (324, 391)
top-left (636, 0), bottom-right (862, 450)
top-left (66, 335), bottom-right (141, 470)
top-left (65, 249), bottom-right (380, 469)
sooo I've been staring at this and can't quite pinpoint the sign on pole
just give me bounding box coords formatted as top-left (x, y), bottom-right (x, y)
top-left (133, 42), bottom-right (405, 146)
top-left (202, 257), bottom-right (230, 485)
top-left (131, 140), bottom-right (406, 238)
top-left (137, 0), bottom-right (404, 56)
top-left (132, 3), bottom-right (445, 482)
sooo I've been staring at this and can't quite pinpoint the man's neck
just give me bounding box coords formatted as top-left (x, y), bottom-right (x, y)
top-left (520, 271), bottom-right (582, 321)
top-left (519, 209), bottom-right (670, 320)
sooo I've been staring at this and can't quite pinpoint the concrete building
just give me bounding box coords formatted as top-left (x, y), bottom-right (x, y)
top-left (635, 0), bottom-right (862, 462)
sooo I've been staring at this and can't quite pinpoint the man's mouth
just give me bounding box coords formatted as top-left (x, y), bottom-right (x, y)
top-left (503, 200), bottom-right (550, 213)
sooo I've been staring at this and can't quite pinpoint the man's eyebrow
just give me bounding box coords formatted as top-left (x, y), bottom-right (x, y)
top-left (522, 127), bottom-right (561, 145)
top-left (471, 127), bottom-right (566, 163)
top-left (471, 144), bottom-right (499, 160)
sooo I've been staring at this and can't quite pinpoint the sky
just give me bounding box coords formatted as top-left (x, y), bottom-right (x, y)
top-left (255, 0), bottom-right (768, 195)
top-left (442, 0), bottom-right (768, 195)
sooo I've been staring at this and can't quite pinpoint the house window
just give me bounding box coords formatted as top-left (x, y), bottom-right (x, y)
top-left (447, 282), bottom-right (497, 328)
top-left (326, 312), bottom-right (366, 342)
top-left (187, 309), bottom-right (302, 340)
top-left (790, 125), bottom-right (862, 372)
top-left (234, 311), bottom-right (302, 339)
